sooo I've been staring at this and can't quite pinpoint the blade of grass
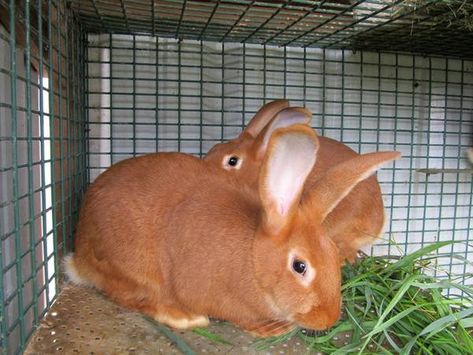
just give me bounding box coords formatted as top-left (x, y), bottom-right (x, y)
top-left (192, 327), bottom-right (233, 345)
top-left (400, 307), bottom-right (473, 354)
top-left (384, 241), bottom-right (455, 272)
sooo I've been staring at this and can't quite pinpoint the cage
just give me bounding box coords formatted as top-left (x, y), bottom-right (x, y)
top-left (1, 0), bottom-right (472, 354)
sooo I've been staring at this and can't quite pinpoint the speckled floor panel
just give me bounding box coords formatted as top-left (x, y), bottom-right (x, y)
top-left (24, 284), bottom-right (323, 354)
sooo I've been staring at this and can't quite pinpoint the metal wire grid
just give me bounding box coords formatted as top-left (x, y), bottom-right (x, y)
top-left (0, 1), bottom-right (472, 354)
top-left (0, 1), bottom-right (87, 354)
top-left (72, 0), bottom-right (473, 59)
top-left (86, 35), bottom-right (473, 286)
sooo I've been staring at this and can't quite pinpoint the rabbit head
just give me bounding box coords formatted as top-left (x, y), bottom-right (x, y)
top-left (249, 125), bottom-right (400, 331)
top-left (204, 101), bottom-right (311, 186)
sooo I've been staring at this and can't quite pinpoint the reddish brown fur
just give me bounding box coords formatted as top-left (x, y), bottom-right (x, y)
top-left (205, 101), bottom-right (387, 262)
top-left (307, 137), bottom-right (385, 261)
top-left (70, 126), bottom-right (344, 337)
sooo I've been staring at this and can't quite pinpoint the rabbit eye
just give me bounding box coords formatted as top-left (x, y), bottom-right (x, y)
top-left (222, 154), bottom-right (242, 170)
top-left (228, 156), bottom-right (239, 166)
top-left (292, 260), bottom-right (307, 275)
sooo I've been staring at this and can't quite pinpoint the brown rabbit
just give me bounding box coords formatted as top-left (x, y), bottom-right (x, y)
top-left (205, 101), bottom-right (387, 262)
top-left (66, 122), bottom-right (399, 337)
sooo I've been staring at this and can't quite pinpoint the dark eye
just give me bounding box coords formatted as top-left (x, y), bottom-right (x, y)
top-left (228, 156), bottom-right (239, 167)
top-left (292, 260), bottom-right (307, 275)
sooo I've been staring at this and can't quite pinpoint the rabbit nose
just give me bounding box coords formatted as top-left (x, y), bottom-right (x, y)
top-left (294, 306), bottom-right (341, 331)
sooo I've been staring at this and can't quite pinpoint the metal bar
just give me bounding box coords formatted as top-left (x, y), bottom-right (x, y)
top-left (24, 0), bottom-right (40, 331)
top-left (8, 0), bottom-right (26, 351)
top-left (198, 40), bottom-right (203, 157)
top-left (325, 0), bottom-right (436, 49)
top-left (241, 0), bottom-right (288, 44)
top-left (119, 0), bottom-right (131, 34)
top-left (305, 1), bottom-right (404, 48)
top-left (283, 0), bottom-right (365, 47)
top-left (156, 36), bottom-right (160, 152)
top-left (262, 0), bottom-right (329, 45)
top-left (387, 52), bottom-right (399, 258)
top-left (175, 0), bottom-right (188, 39)
top-left (110, 33), bottom-right (114, 164)
top-left (416, 168), bottom-right (473, 175)
top-left (57, 0), bottom-right (67, 258)
top-left (403, 54), bottom-right (417, 256)
top-left (48, 0), bottom-right (59, 300)
top-left (219, 0), bottom-right (256, 42)
top-left (37, 0), bottom-right (51, 313)
top-left (197, 0), bottom-right (219, 41)
top-left (132, 34), bottom-right (136, 156)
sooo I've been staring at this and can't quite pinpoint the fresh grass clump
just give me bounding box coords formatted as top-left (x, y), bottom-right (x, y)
top-left (257, 241), bottom-right (473, 354)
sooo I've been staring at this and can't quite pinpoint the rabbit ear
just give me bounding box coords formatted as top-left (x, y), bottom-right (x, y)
top-left (304, 151), bottom-right (401, 221)
top-left (259, 124), bottom-right (319, 235)
top-left (253, 107), bottom-right (313, 161)
top-left (243, 99), bottom-right (290, 138)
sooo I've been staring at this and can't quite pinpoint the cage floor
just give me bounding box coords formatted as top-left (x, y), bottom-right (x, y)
top-left (24, 284), bottom-right (318, 354)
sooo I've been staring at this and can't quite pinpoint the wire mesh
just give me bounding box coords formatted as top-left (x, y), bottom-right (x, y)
top-left (1, 1), bottom-right (473, 354)
top-left (0, 1), bottom-right (87, 354)
top-left (86, 34), bottom-right (473, 286)
top-left (72, 0), bottom-right (473, 59)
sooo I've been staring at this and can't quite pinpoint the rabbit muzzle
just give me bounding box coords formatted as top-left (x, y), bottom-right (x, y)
top-left (293, 300), bottom-right (342, 331)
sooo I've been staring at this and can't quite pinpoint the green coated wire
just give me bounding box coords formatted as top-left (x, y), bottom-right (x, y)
top-left (2, 2), bottom-right (473, 354)
top-left (143, 316), bottom-right (196, 355)
top-left (24, 0), bottom-right (39, 332)
top-left (57, 0), bottom-right (67, 259)
top-left (109, 33), bottom-right (114, 164)
top-left (132, 34), bottom-right (136, 157)
top-left (9, 0), bottom-right (26, 351)
top-left (47, 0), bottom-right (60, 303)
top-left (198, 40), bottom-right (203, 157)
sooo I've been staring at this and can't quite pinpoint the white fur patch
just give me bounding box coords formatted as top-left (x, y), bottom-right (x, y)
top-left (63, 254), bottom-right (91, 286)
top-left (155, 314), bottom-right (209, 329)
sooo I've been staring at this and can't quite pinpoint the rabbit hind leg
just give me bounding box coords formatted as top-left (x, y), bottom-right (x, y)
top-left (101, 278), bottom-right (209, 328)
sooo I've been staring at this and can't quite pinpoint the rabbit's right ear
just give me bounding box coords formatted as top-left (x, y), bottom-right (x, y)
top-left (303, 151), bottom-right (401, 222)
top-left (243, 99), bottom-right (290, 138)
top-left (253, 107), bottom-right (313, 161)
top-left (259, 124), bottom-right (319, 235)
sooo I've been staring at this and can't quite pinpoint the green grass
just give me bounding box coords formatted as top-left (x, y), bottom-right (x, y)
top-left (256, 241), bottom-right (473, 354)
top-left (192, 327), bottom-right (233, 345)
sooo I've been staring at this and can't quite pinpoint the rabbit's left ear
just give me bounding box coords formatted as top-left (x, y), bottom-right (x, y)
top-left (259, 124), bottom-right (319, 235)
top-left (242, 100), bottom-right (290, 138)
top-left (303, 151), bottom-right (401, 222)
top-left (253, 107), bottom-right (313, 161)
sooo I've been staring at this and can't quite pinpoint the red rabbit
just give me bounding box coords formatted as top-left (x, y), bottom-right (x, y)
top-left (66, 122), bottom-right (399, 337)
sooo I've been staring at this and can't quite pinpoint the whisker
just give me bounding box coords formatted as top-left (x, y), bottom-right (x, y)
top-left (249, 319), bottom-right (295, 336)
